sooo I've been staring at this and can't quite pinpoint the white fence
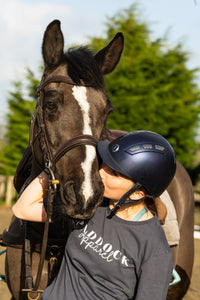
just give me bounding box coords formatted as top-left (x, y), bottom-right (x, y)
top-left (0, 175), bottom-right (16, 206)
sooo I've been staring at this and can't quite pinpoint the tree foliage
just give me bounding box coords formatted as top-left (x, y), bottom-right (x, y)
top-left (0, 68), bottom-right (39, 175)
top-left (90, 5), bottom-right (200, 168)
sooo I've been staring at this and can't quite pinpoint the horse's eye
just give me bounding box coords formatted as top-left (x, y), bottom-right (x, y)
top-left (45, 102), bottom-right (57, 111)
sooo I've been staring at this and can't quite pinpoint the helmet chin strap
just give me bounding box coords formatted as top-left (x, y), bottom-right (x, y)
top-left (107, 182), bottom-right (144, 219)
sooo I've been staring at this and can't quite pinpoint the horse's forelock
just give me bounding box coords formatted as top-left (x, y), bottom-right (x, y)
top-left (64, 47), bottom-right (104, 88)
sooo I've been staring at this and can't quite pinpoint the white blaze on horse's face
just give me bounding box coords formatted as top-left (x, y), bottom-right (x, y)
top-left (72, 86), bottom-right (96, 202)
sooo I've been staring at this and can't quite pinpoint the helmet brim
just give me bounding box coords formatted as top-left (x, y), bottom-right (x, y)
top-left (97, 141), bottom-right (129, 176)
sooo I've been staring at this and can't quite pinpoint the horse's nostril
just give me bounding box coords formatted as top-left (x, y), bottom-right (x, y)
top-left (64, 181), bottom-right (77, 204)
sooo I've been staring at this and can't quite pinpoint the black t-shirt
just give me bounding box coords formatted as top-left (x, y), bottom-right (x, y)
top-left (41, 202), bottom-right (173, 300)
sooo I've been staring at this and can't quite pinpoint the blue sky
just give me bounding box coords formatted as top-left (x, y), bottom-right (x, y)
top-left (0, 0), bottom-right (200, 125)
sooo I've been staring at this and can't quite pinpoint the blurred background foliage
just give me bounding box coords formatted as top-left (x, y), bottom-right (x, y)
top-left (0, 4), bottom-right (200, 180)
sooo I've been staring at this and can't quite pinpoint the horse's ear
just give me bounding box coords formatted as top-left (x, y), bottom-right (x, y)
top-left (94, 32), bottom-right (124, 76)
top-left (42, 20), bottom-right (64, 67)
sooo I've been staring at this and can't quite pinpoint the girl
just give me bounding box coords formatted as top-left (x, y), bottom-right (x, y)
top-left (13, 130), bottom-right (176, 299)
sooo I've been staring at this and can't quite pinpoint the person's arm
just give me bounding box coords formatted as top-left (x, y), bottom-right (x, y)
top-left (12, 171), bottom-right (49, 222)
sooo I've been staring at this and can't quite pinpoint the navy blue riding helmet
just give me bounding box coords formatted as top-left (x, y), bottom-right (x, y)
top-left (97, 130), bottom-right (176, 212)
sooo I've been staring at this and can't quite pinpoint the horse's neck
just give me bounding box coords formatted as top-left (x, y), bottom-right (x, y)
top-left (31, 158), bottom-right (44, 179)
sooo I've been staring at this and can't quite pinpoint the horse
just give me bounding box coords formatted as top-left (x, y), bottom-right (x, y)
top-left (3, 20), bottom-right (124, 300)
top-left (2, 20), bottom-right (194, 300)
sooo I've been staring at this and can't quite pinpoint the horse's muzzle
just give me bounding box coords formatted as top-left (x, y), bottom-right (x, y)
top-left (60, 179), bottom-right (104, 219)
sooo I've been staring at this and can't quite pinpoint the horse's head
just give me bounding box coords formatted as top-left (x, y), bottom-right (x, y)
top-left (31, 20), bottom-right (124, 219)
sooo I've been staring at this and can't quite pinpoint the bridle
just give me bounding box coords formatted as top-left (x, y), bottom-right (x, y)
top-left (30, 75), bottom-right (99, 178)
top-left (25, 75), bottom-right (99, 298)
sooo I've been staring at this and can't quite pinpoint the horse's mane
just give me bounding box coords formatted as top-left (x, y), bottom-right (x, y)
top-left (64, 47), bottom-right (104, 89)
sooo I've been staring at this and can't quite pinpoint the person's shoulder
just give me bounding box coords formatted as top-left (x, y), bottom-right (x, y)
top-left (142, 214), bottom-right (170, 248)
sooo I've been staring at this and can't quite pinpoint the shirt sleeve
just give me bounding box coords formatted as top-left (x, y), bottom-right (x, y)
top-left (134, 250), bottom-right (173, 300)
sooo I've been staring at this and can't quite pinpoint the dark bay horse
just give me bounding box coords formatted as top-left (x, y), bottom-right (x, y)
top-left (4, 20), bottom-right (124, 300)
top-left (3, 20), bottom-right (194, 300)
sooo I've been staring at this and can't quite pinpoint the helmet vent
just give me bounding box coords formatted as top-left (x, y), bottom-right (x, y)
top-left (125, 143), bottom-right (166, 155)
top-left (129, 145), bottom-right (141, 152)
top-left (155, 145), bottom-right (165, 151)
top-left (143, 144), bottom-right (153, 149)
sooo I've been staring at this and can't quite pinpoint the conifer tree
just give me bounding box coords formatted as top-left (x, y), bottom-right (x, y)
top-left (90, 5), bottom-right (200, 168)
top-left (0, 68), bottom-right (38, 175)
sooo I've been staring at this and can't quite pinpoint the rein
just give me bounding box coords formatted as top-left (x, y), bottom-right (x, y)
top-left (52, 135), bottom-right (98, 165)
top-left (25, 75), bottom-right (99, 298)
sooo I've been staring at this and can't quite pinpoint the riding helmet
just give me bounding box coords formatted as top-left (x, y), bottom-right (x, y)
top-left (97, 130), bottom-right (176, 197)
